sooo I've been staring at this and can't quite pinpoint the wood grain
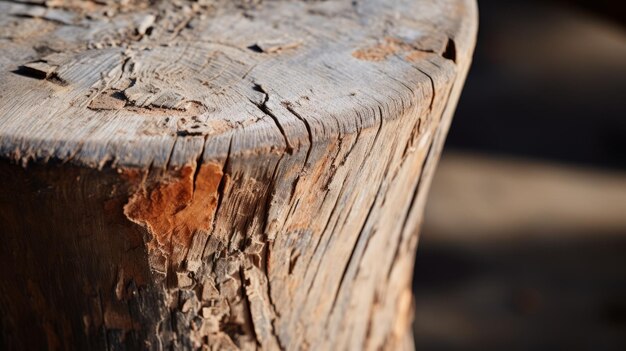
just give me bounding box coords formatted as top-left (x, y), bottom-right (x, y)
top-left (0, 0), bottom-right (477, 349)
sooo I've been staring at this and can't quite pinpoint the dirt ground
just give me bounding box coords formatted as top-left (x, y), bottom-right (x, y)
top-left (412, 0), bottom-right (626, 349)
top-left (414, 153), bottom-right (626, 350)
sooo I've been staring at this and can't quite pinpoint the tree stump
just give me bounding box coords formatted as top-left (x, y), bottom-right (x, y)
top-left (0, 0), bottom-right (477, 350)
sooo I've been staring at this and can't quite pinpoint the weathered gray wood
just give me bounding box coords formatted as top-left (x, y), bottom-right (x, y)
top-left (0, 0), bottom-right (477, 350)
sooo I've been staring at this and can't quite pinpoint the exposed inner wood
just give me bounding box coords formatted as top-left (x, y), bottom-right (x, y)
top-left (0, 0), bottom-right (477, 350)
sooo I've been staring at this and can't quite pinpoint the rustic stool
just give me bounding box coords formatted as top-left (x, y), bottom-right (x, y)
top-left (0, 0), bottom-right (477, 349)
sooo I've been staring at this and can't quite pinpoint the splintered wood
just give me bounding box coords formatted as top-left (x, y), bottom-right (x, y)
top-left (0, 0), bottom-right (477, 350)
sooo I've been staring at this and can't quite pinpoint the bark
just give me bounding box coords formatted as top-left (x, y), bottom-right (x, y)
top-left (0, 0), bottom-right (477, 349)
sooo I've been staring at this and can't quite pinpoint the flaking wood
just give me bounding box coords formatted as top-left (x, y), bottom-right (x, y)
top-left (0, 0), bottom-right (477, 350)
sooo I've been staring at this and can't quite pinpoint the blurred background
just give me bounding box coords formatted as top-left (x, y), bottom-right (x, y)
top-left (413, 0), bottom-right (626, 350)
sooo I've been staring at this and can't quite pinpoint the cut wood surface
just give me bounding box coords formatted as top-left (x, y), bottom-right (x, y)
top-left (0, 0), bottom-right (477, 350)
